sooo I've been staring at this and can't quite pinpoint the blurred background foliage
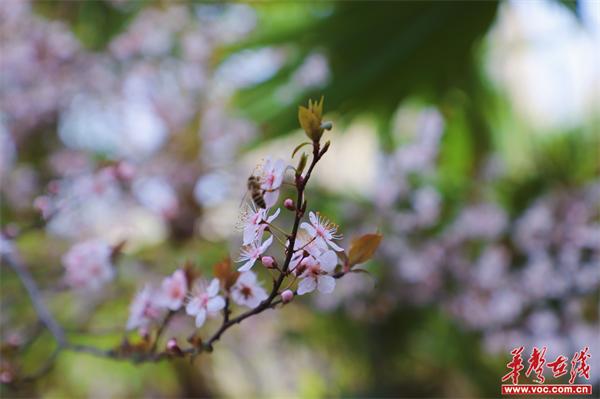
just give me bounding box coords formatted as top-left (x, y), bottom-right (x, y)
top-left (1, 0), bottom-right (599, 398)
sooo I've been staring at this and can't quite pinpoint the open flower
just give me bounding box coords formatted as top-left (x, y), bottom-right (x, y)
top-left (237, 236), bottom-right (274, 272)
top-left (62, 240), bottom-right (114, 291)
top-left (185, 278), bottom-right (225, 328)
top-left (243, 207), bottom-right (280, 245)
top-left (260, 158), bottom-right (286, 208)
top-left (289, 230), bottom-right (321, 272)
top-left (231, 271), bottom-right (268, 308)
top-left (300, 211), bottom-right (343, 252)
top-left (158, 269), bottom-right (187, 311)
top-left (127, 285), bottom-right (164, 331)
top-left (297, 250), bottom-right (338, 295)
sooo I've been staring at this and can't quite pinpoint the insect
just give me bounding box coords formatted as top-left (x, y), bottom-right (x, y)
top-left (247, 175), bottom-right (266, 209)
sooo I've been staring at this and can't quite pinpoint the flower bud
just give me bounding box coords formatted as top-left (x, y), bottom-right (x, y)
top-left (281, 290), bottom-right (294, 303)
top-left (320, 121), bottom-right (333, 131)
top-left (284, 198), bottom-right (295, 211)
top-left (115, 161), bottom-right (135, 181)
top-left (0, 371), bottom-right (13, 384)
top-left (167, 338), bottom-right (183, 356)
top-left (261, 256), bottom-right (277, 269)
top-left (138, 327), bottom-right (150, 341)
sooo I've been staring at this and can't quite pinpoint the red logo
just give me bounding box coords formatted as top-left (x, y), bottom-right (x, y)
top-left (501, 346), bottom-right (592, 396)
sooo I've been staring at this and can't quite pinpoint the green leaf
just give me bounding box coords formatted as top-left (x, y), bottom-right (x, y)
top-left (292, 142), bottom-right (312, 158)
top-left (234, 2), bottom-right (499, 143)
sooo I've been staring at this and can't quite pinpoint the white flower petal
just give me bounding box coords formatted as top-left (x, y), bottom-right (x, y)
top-left (194, 308), bottom-right (207, 328)
top-left (327, 239), bottom-right (344, 252)
top-left (264, 190), bottom-right (279, 208)
top-left (207, 278), bottom-right (220, 297)
top-left (297, 277), bottom-right (317, 295)
top-left (300, 223), bottom-right (316, 237)
top-left (185, 297), bottom-right (201, 316)
top-left (317, 275), bottom-right (336, 294)
top-left (267, 208), bottom-right (280, 223)
top-left (259, 235), bottom-right (274, 254)
top-left (309, 212), bottom-right (318, 226)
top-left (315, 236), bottom-right (329, 251)
top-left (243, 225), bottom-right (257, 245)
top-left (237, 259), bottom-right (255, 272)
top-left (237, 271), bottom-right (256, 285)
top-left (272, 159), bottom-right (286, 188)
top-left (318, 250), bottom-right (338, 273)
top-left (207, 296), bottom-right (225, 313)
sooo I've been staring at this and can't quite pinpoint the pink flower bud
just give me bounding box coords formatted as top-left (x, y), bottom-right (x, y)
top-left (281, 290), bottom-right (294, 303)
top-left (284, 198), bottom-right (295, 210)
top-left (33, 196), bottom-right (52, 218)
top-left (138, 327), bottom-right (150, 341)
top-left (167, 338), bottom-right (178, 351)
top-left (167, 337), bottom-right (183, 356)
top-left (0, 371), bottom-right (13, 384)
top-left (261, 256), bottom-right (276, 268)
top-left (47, 180), bottom-right (61, 194)
top-left (116, 161), bottom-right (135, 181)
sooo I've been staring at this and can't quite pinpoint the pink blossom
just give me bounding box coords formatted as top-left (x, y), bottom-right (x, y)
top-left (261, 255), bottom-right (276, 268)
top-left (297, 250), bottom-right (338, 295)
top-left (158, 269), bottom-right (187, 310)
top-left (231, 271), bottom-right (268, 308)
top-left (126, 285), bottom-right (164, 331)
top-left (300, 211), bottom-right (343, 252)
top-left (242, 207), bottom-right (280, 245)
top-left (237, 236), bottom-right (273, 272)
top-left (167, 338), bottom-right (179, 351)
top-left (185, 278), bottom-right (225, 328)
top-left (289, 230), bottom-right (322, 272)
top-left (61, 240), bottom-right (114, 291)
top-left (281, 289), bottom-right (294, 303)
top-left (33, 195), bottom-right (54, 219)
top-left (260, 157), bottom-right (286, 208)
top-left (284, 198), bottom-right (295, 210)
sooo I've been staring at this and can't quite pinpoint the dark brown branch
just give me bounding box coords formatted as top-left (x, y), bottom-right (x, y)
top-left (150, 311), bottom-right (175, 353)
top-left (203, 141), bottom-right (326, 351)
top-left (2, 140), bottom-right (339, 370)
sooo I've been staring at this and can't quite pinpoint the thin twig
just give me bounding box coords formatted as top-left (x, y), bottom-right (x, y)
top-left (2, 140), bottom-right (340, 371)
top-left (3, 253), bottom-right (66, 346)
top-left (150, 311), bottom-right (175, 353)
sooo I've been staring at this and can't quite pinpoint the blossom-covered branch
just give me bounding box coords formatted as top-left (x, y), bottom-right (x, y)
top-left (1, 98), bottom-right (382, 383)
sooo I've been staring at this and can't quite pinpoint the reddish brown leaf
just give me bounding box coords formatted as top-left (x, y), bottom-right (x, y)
top-left (348, 233), bottom-right (383, 267)
top-left (213, 258), bottom-right (239, 291)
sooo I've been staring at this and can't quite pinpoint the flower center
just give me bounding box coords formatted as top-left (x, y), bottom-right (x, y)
top-left (170, 285), bottom-right (182, 299)
top-left (241, 285), bottom-right (252, 299)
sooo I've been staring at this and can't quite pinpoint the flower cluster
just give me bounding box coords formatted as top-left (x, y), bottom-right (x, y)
top-left (365, 106), bottom-right (600, 377)
top-left (1, 93), bottom-right (380, 381)
top-left (61, 240), bottom-right (114, 291)
top-left (119, 98), bottom-right (380, 355)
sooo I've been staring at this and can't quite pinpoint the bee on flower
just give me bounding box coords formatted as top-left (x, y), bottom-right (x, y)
top-left (258, 157), bottom-right (286, 208)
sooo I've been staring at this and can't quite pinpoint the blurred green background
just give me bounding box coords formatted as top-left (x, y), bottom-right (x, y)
top-left (1, 0), bottom-right (598, 397)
